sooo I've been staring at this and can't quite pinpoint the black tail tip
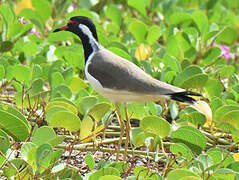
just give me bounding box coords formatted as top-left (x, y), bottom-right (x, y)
top-left (167, 91), bottom-right (202, 104)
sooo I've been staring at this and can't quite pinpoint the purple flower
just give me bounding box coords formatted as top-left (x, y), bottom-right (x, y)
top-left (219, 45), bottom-right (233, 60)
top-left (18, 17), bottom-right (29, 24)
top-left (18, 17), bottom-right (40, 37)
top-left (27, 27), bottom-right (40, 37)
top-left (211, 41), bottom-right (233, 60)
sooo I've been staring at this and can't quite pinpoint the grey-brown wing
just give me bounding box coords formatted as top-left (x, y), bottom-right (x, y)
top-left (87, 49), bottom-right (183, 95)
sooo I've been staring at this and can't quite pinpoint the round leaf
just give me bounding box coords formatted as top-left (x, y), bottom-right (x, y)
top-left (0, 110), bottom-right (30, 141)
top-left (140, 116), bottom-right (171, 138)
top-left (32, 126), bottom-right (56, 146)
top-left (129, 20), bottom-right (148, 43)
top-left (171, 126), bottom-right (206, 154)
top-left (167, 169), bottom-right (200, 180)
top-left (49, 111), bottom-right (81, 132)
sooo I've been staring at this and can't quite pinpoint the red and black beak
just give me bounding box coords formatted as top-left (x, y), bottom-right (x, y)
top-left (53, 20), bottom-right (77, 32)
top-left (53, 24), bottom-right (69, 32)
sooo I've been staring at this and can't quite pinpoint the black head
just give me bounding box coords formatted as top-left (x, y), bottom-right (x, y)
top-left (53, 16), bottom-right (98, 41)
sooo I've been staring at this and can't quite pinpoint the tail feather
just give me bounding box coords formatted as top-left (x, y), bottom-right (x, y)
top-left (167, 91), bottom-right (202, 104)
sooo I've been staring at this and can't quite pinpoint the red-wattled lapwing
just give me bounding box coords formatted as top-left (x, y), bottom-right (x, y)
top-left (53, 16), bottom-right (201, 161)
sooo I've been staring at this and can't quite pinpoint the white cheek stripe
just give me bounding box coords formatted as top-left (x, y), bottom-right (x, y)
top-left (79, 24), bottom-right (100, 51)
top-left (79, 24), bottom-right (93, 37)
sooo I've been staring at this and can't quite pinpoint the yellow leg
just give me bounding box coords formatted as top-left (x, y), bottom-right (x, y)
top-left (123, 103), bottom-right (130, 161)
top-left (115, 103), bottom-right (125, 161)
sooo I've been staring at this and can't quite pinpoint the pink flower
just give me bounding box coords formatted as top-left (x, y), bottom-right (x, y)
top-left (219, 45), bottom-right (233, 60)
top-left (27, 27), bottom-right (40, 37)
top-left (212, 41), bottom-right (233, 60)
top-left (18, 17), bottom-right (40, 37)
top-left (18, 17), bottom-right (29, 24)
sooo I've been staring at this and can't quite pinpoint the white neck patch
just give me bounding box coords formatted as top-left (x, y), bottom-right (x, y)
top-left (78, 24), bottom-right (100, 51)
top-left (79, 24), bottom-right (93, 38)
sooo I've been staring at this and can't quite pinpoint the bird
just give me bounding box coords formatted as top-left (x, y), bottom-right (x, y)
top-left (53, 16), bottom-right (202, 160)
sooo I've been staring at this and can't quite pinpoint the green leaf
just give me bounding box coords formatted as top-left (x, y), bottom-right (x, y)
top-left (174, 65), bottom-right (208, 88)
top-left (180, 111), bottom-right (206, 127)
top-left (46, 101), bottom-right (78, 115)
top-left (108, 47), bottom-right (132, 61)
top-left (32, 126), bottom-right (56, 146)
top-left (22, 42), bottom-right (39, 56)
top-left (66, 9), bottom-right (96, 22)
top-left (2, 159), bottom-right (26, 179)
top-left (51, 163), bottom-right (66, 173)
top-left (206, 148), bottom-right (234, 168)
top-left (18, 9), bottom-right (43, 30)
top-left (51, 72), bottom-right (65, 88)
top-left (109, 161), bottom-right (128, 174)
top-left (216, 109), bottom-right (239, 134)
top-left (46, 106), bottom-right (69, 123)
top-left (125, 103), bottom-right (146, 119)
top-left (63, 51), bottom-right (84, 70)
top-left (204, 78), bottom-right (224, 98)
top-left (70, 77), bottom-right (88, 93)
top-left (62, 67), bottom-right (74, 84)
top-left (170, 143), bottom-right (194, 161)
top-left (32, 0), bottom-right (51, 22)
top-left (228, 162), bottom-right (239, 172)
top-left (140, 116), bottom-right (171, 138)
top-left (171, 126), bottom-right (206, 154)
top-left (89, 167), bottom-right (120, 180)
top-left (21, 142), bottom-right (37, 162)
top-left (105, 5), bottom-right (122, 26)
top-left (36, 143), bottom-right (53, 173)
top-left (176, 31), bottom-right (192, 53)
top-left (192, 11), bottom-right (208, 37)
top-left (51, 84), bottom-right (72, 99)
top-left (219, 65), bottom-right (235, 77)
top-left (48, 31), bottom-right (74, 42)
top-left (84, 154), bottom-right (95, 171)
top-left (0, 4), bottom-right (15, 26)
top-left (8, 23), bottom-right (32, 39)
top-left (48, 136), bottom-right (66, 147)
top-left (49, 111), bottom-right (81, 132)
top-left (80, 116), bottom-right (94, 140)
top-left (134, 166), bottom-right (157, 178)
top-left (170, 101), bottom-right (179, 120)
top-left (99, 175), bottom-right (122, 180)
top-left (146, 25), bottom-right (161, 45)
top-left (29, 78), bottom-right (43, 96)
top-left (13, 64), bottom-right (31, 84)
top-left (51, 97), bottom-right (77, 108)
top-left (87, 103), bottom-right (112, 123)
top-left (0, 41), bottom-right (13, 52)
top-left (78, 96), bottom-right (98, 115)
top-left (127, 0), bottom-right (150, 16)
top-left (146, 102), bottom-right (162, 116)
top-left (197, 154), bottom-right (214, 170)
top-left (32, 64), bottom-right (43, 80)
top-left (168, 12), bottom-right (192, 25)
top-left (0, 110), bottom-right (30, 141)
top-left (214, 105), bottom-right (239, 125)
top-left (211, 97), bottom-right (224, 115)
top-left (0, 103), bottom-right (31, 129)
top-left (130, 127), bottom-right (145, 148)
top-left (163, 54), bottom-right (181, 73)
top-left (167, 169), bottom-right (200, 180)
top-left (166, 35), bottom-right (181, 59)
top-left (203, 47), bottom-right (221, 65)
top-left (129, 20), bottom-right (148, 43)
top-left (216, 27), bottom-right (237, 44)
top-left (0, 129), bottom-right (10, 154)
